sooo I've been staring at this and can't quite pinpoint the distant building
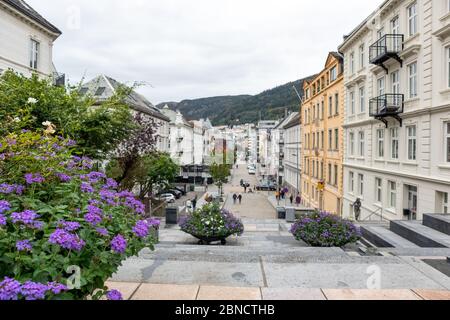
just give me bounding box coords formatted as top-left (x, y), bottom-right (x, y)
top-left (283, 113), bottom-right (302, 195)
top-left (0, 0), bottom-right (63, 81)
top-left (301, 52), bottom-right (344, 216)
top-left (161, 105), bottom-right (196, 166)
top-left (257, 120), bottom-right (279, 179)
top-left (80, 75), bottom-right (170, 154)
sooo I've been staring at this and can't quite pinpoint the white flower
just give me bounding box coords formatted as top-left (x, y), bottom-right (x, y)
top-left (42, 121), bottom-right (53, 127)
top-left (27, 97), bottom-right (38, 104)
top-left (13, 117), bottom-right (21, 123)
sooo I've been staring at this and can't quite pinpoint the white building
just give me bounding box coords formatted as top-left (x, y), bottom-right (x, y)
top-left (0, 0), bottom-right (62, 80)
top-left (339, 0), bottom-right (450, 221)
top-left (161, 105), bottom-right (195, 165)
top-left (190, 119), bottom-right (213, 165)
top-left (256, 120), bottom-right (279, 179)
top-left (81, 75), bottom-right (170, 154)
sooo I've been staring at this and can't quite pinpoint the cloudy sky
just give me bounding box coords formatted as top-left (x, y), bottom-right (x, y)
top-left (27, 0), bottom-right (379, 104)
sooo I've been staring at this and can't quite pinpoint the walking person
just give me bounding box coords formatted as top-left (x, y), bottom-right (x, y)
top-left (192, 195), bottom-right (198, 211)
top-left (233, 193), bottom-right (238, 205)
top-left (295, 194), bottom-right (301, 207)
top-left (238, 194), bottom-right (242, 205)
top-left (289, 194), bottom-right (294, 205)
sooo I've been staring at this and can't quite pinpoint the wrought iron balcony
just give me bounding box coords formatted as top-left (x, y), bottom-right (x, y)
top-left (369, 34), bottom-right (404, 73)
top-left (369, 93), bottom-right (404, 127)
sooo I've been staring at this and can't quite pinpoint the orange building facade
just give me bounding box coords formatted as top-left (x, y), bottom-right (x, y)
top-left (300, 52), bottom-right (344, 215)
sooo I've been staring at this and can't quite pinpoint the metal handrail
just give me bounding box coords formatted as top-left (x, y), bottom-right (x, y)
top-left (369, 34), bottom-right (404, 63)
top-left (369, 93), bottom-right (404, 117)
top-left (363, 206), bottom-right (384, 221)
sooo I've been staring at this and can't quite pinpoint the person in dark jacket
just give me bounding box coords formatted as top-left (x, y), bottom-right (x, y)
top-left (232, 194), bottom-right (238, 205)
top-left (238, 194), bottom-right (242, 204)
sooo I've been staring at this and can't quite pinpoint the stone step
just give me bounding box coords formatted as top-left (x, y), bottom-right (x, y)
top-left (423, 214), bottom-right (450, 236)
top-left (360, 225), bottom-right (419, 248)
top-left (390, 221), bottom-right (450, 248)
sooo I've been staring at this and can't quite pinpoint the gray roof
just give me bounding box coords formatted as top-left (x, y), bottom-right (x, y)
top-left (81, 75), bottom-right (170, 122)
top-left (283, 113), bottom-right (301, 129)
top-left (2, 0), bottom-right (61, 35)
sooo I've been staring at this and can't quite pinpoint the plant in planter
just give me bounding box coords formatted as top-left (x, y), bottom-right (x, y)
top-left (179, 203), bottom-right (244, 245)
top-left (0, 130), bottom-right (157, 300)
top-left (290, 212), bottom-right (361, 247)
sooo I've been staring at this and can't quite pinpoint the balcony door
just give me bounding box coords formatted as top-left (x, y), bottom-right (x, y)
top-left (406, 185), bottom-right (418, 220)
top-left (390, 16), bottom-right (400, 51)
top-left (391, 71), bottom-right (401, 107)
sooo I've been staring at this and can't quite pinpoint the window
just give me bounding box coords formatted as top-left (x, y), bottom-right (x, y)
top-left (444, 192), bottom-right (449, 214)
top-left (328, 96), bottom-right (333, 117)
top-left (408, 2), bottom-right (418, 37)
top-left (377, 27), bottom-right (385, 39)
top-left (350, 52), bottom-right (355, 74)
top-left (320, 162), bottom-right (324, 179)
top-left (328, 130), bottom-right (333, 151)
top-left (407, 125), bottom-right (417, 161)
top-left (334, 165), bottom-right (338, 186)
top-left (359, 87), bottom-right (365, 113)
top-left (359, 131), bottom-right (365, 157)
top-left (391, 16), bottom-right (400, 50)
top-left (335, 93), bottom-right (339, 115)
top-left (375, 178), bottom-right (382, 203)
top-left (391, 71), bottom-right (400, 94)
top-left (349, 172), bottom-right (354, 193)
top-left (446, 122), bottom-right (450, 162)
top-left (377, 77), bottom-right (385, 96)
top-left (335, 128), bottom-right (339, 151)
top-left (321, 131), bottom-right (324, 150)
top-left (330, 66), bottom-right (337, 82)
top-left (94, 87), bottom-right (106, 96)
top-left (328, 164), bottom-right (332, 184)
top-left (321, 101), bottom-right (324, 120)
top-left (358, 174), bottom-right (364, 196)
top-left (359, 44), bottom-right (365, 69)
top-left (350, 91), bottom-right (355, 115)
top-left (408, 62), bottom-right (418, 98)
top-left (30, 39), bottom-right (39, 69)
top-left (390, 128), bottom-right (399, 159)
top-left (349, 132), bottom-right (355, 156)
top-left (376, 129), bottom-right (385, 158)
top-left (447, 47), bottom-right (450, 88)
top-left (388, 181), bottom-right (397, 208)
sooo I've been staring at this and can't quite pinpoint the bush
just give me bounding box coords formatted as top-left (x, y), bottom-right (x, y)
top-left (179, 203), bottom-right (244, 240)
top-left (290, 212), bottom-right (361, 247)
top-left (0, 130), bottom-right (159, 300)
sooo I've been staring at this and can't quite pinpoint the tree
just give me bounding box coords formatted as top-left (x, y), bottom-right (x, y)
top-left (210, 163), bottom-right (230, 197)
top-left (0, 70), bottom-right (134, 159)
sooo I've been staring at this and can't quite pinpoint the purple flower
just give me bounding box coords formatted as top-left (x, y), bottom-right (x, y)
top-left (49, 229), bottom-right (85, 251)
top-left (124, 196), bottom-right (145, 214)
top-left (147, 218), bottom-right (161, 228)
top-left (111, 235), bottom-right (127, 254)
top-left (0, 200), bottom-right (10, 214)
top-left (96, 227), bottom-right (109, 237)
top-left (0, 214), bottom-right (6, 226)
top-left (104, 178), bottom-right (118, 189)
top-left (132, 220), bottom-right (150, 238)
top-left (0, 183), bottom-right (24, 195)
top-left (58, 220), bottom-right (81, 232)
top-left (106, 289), bottom-right (123, 300)
top-left (84, 212), bottom-right (102, 226)
top-left (21, 281), bottom-right (48, 300)
top-left (24, 173), bottom-right (45, 184)
top-left (80, 182), bottom-right (94, 193)
top-left (66, 139), bottom-right (77, 147)
top-left (47, 282), bottom-right (68, 295)
top-left (0, 277), bottom-right (21, 300)
top-left (11, 210), bottom-right (39, 225)
top-left (56, 173), bottom-right (72, 182)
top-left (16, 240), bottom-right (32, 252)
top-left (87, 171), bottom-right (106, 183)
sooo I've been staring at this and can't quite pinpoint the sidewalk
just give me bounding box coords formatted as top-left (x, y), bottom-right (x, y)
top-left (267, 195), bottom-right (312, 210)
top-left (104, 281), bottom-right (450, 300)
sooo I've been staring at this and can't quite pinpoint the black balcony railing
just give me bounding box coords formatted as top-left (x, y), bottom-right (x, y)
top-left (369, 93), bottom-right (404, 127)
top-left (369, 34), bottom-right (404, 72)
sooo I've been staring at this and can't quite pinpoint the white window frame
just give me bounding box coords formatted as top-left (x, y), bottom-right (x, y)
top-left (408, 62), bottom-right (418, 98)
top-left (350, 52), bottom-right (355, 74)
top-left (359, 86), bottom-right (365, 113)
top-left (359, 43), bottom-right (365, 69)
top-left (358, 174), bottom-right (364, 197)
top-left (375, 178), bottom-right (382, 203)
top-left (349, 132), bottom-right (355, 156)
top-left (447, 47), bottom-right (450, 88)
top-left (408, 2), bottom-right (418, 37)
top-left (350, 91), bottom-right (355, 115)
top-left (376, 128), bottom-right (385, 158)
top-left (444, 192), bottom-right (449, 214)
top-left (390, 127), bottom-right (399, 160)
top-left (407, 125), bottom-right (417, 161)
top-left (445, 121), bottom-right (450, 163)
top-left (30, 39), bottom-right (39, 70)
top-left (328, 96), bottom-right (333, 117)
top-left (388, 181), bottom-right (397, 209)
top-left (349, 172), bottom-right (354, 193)
top-left (377, 77), bottom-right (385, 96)
top-left (359, 131), bottom-right (365, 157)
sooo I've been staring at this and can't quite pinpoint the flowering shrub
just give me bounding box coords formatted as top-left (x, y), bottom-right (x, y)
top-left (0, 130), bottom-right (159, 300)
top-left (179, 203), bottom-right (244, 240)
top-left (290, 212), bottom-right (361, 247)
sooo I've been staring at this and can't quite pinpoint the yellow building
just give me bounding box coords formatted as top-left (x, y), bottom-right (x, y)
top-left (300, 52), bottom-right (344, 215)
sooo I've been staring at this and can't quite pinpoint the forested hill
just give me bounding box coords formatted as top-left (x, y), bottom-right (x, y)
top-left (156, 75), bottom-right (315, 126)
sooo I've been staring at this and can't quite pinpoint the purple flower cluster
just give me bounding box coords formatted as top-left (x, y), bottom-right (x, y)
top-left (111, 235), bottom-right (127, 254)
top-left (84, 205), bottom-right (103, 226)
top-left (96, 227), bottom-right (109, 237)
top-left (24, 173), bottom-right (45, 184)
top-left (104, 178), bottom-right (118, 189)
top-left (86, 171), bottom-right (106, 183)
top-left (16, 240), bottom-right (32, 252)
top-left (49, 229), bottom-right (86, 251)
top-left (58, 220), bottom-right (81, 232)
top-left (56, 173), bottom-right (72, 182)
top-left (80, 182), bottom-right (94, 193)
top-left (0, 200), bottom-right (10, 214)
top-left (0, 183), bottom-right (24, 195)
top-left (106, 289), bottom-right (123, 300)
top-left (11, 210), bottom-right (43, 229)
top-left (132, 220), bottom-right (150, 238)
top-left (0, 277), bottom-right (68, 300)
top-left (123, 196), bottom-right (145, 214)
top-left (0, 214), bottom-right (6, 226)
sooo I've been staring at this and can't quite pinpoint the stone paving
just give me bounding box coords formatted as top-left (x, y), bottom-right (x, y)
top-left (110, 165), bottom-right (450, 300)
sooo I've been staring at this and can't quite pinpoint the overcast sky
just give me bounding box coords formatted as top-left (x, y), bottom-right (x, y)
top-left (27, 0), bottom-right (379, 104)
